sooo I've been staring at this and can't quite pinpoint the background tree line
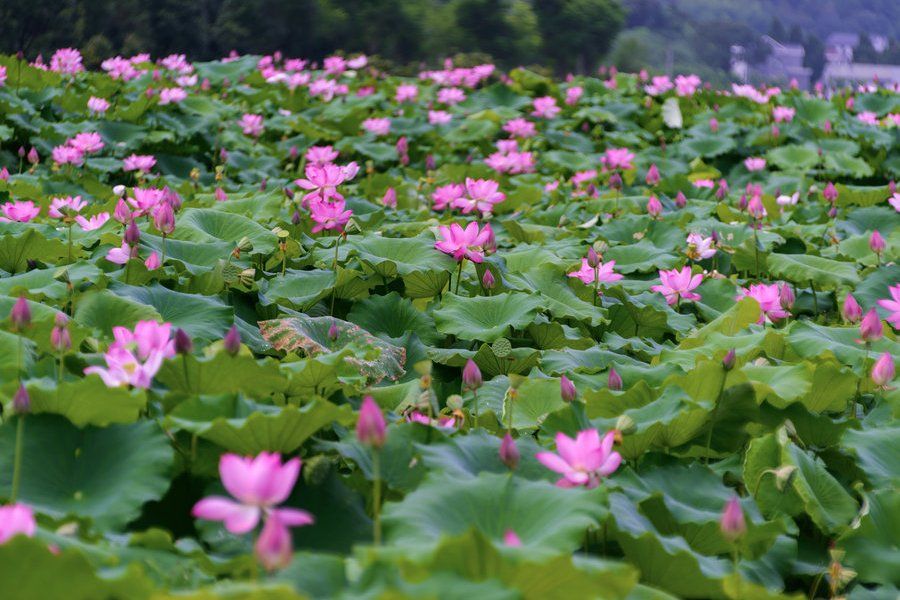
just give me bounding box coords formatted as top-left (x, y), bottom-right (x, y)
top-left (0, 0), bottom-right (624, 73)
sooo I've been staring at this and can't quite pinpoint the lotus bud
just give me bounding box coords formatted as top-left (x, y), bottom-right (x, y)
top-left (504, 529), bottom-right (522, 547)
top-left (560, 375), bottom-right (577, 402)
top-left (709, 117), bottom-right (719, 132)
top-left (27, 147), bottom-right (39, 165)
top-left (381, 187), bottom-right (397, 208)
top-left (587, 246), bottom-right (600, 268)
top-left (645, 163), bottom-right (660, 186)
top-left (674, 191), bottom-right (687, 208)
top-left (219, 147), bottom-right (229, 163)
top-left (124, 219), bottom-right (141, 246)
top-left (722, 348), bottom-right (736, 371)
top-left (608, 172), bottom-right (623, 191)
top-left (842, 294), bottom-right (862, 323)
top-left (290, 210), bottom-right (302, 225)
top-left (223, 324), bottom-right (241, 356)
top-left (13, 383), bottom-right (30, 414)
top-left (482, 269), bottom-right (495, 290)
top-left (328, 322), bottom-right (339, 341)
top-left (0, 167), bottom-right (8, 182)
top-left (715, 179), bottom-right (729, 200)
top-left (174, 328), bottom-right (193, 355)
top-left (859, 309), bottom-right (884, 343)
top-left (17, 146), bottom-right (25, 158)
top-left (254, 514), bottom-right (293, 572)
top-left (356, 396), bottom-right (386, 448)
top-left (51, 313), bottom-right (71, 352)
top-left (710, 229), bottom-right (720, 245)
top-left (153, 202), bottom-right (175, 235)
top-left (284, 187), bottom-right (295, 201)
top-left (607, 367), bottom-right (623, 391)
top-left (646, 195), bottom-right (662, 217)
top-left (462, 359), bottom-right (482, 391)
top-left (113, 199), bottom-right (132, 224)
top-left (259, 178), bottom-right (267, 192)
top-left (779, 283), bottom-right (795, 310)
top-left (499, 433), bottom-right (520, 470)
top-left (871, 352), bottom-right (895, 388)
top-left (10, 296), bottom-right (31, 331)
top-left (214, 187), bottom-right (228, 202)
top-left (425, 154), bottom-right (436, 171)
top-left (869, 230), bottom-right (885, 255)
top-left (720, 496), bottom-right (746, 542)
top-left (289, 145), bottom-right (299, 161)
top-left (823, 182), bottom-right (838, 203)
top-left (828, 205), bottom-right (838, 219)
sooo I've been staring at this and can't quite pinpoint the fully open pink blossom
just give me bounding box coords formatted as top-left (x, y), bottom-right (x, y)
top-left (536, 429), bottom-right (622, 488)
top-left (0, 504), bottom-right (36, 543)
top-left (675, 74), bottom-right (701, 96)
top-left (85, 320), bottom-right (175, 388)
top-left (601, 147), bottom-right (635, 171)
top-left (305, 145), bottom-right (339, 165)
top-left (432, 183), bottom-right (465, 211)
top-left (309, 198), bottom-right (352, 233)
top-left (295, 163), bottom-right (357, 206)
top-left (50, 48), bottom-right (84, 74)
top-left (193, 452), bottom-right (313, 535)
top-left (503, 117), bottom-right (536, 138)
top-left (451, 178), bottom-right (505, 216)
top-left (395, 84), bottom-right (418, 103)
top-left (738, 283), bottom-right (790, 323)
top-left (123, 154), bottom-right (156, 173)
top-left (76, 212), bottom-right (111, 231)
top-left (744, 157), bottom-right (766, 171)
top-left (435, 222), bottom-right (492, 263)
top-left (52, 145), bottom-right (84, 166)
top-left (565, 86), bottom-right (583, 105)
top-left (239, 114), bottom-right (264, 137)
top-left (159, 87), bottom-right (188, 105)
top-left (877, 284), bottom-right (900, 328)
top-left (651, 267), bottom-right (703, 305)
top-left (49, 196), bottom-right (87, 218)
top-left (1, 201), bottom-right (40, 223)
top-left (772, 106), bottom-right (795, 123)
top-left (428, 110), bottom-right (452, 125)
top-left (362, 117), bottom-right (391, 136)
top-left (568, 258), bottom-right (623, 285)
top-left (438, 87), bottom-right (466, 105)
top-left (532, 96), bottom-right (560, 119)
top-left (686, 233), bottom-right (716, 260)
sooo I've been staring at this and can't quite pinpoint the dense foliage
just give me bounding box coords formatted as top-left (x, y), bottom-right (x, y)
top-left (0, 49), bottom-right (898, 599)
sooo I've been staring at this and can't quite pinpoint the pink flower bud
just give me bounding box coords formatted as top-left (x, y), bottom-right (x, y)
top-left (114, 199), bottom-right (132, 224)
top-left (674, 191), bottom-right (687, 208)
top-left (722, 348), bottom-right (736, 371)
top-left (608, 172), bottom-right (623, 191)
top-left (289, 145), bottom-right (299, 161)
top-left (646, 195), bottom-right (663, 217)
top-left (503, 529), bottom-right (522, 547)
top-left (215, 187), bottom-right (228, 202)
top-left (13, 383), bottom-right (29, 414)
top-left (10, 296), bottom-right (31, 331)
top-left (51, 313), bottom-right (71, 352)
top-left (174, 328), bottom-right (193, 355)
top-left (328, 322), bottom-right (339, 341)
top-left (720, 496), bottom-right (746, 542)
top-left (462, 359), bottom-right (482, 390)
top-left (870, 230), bottom-right (885, 255)
top-left (709, 118), bottom-right (719, 132)
top-left (0, 167), bottom-right (8, 182)
top-left (587, 246), bottom-right (600, 268)
top-left (144, 251), bottom-right (160, 270)
top-left (381, 187), bottom-right (397, 208)
top-left (482, 269), bottom-right (495, 290)
top-left (255, 514), bottom-right (293, 572)
top-left (823, 182), bottom-right (838, 203)
top-left (223, 324), bottom-right (241, 355)
top-left (153, 202), bottom-right (175, 235)
top-left (645, 164), bottom-right (660, 186)
top-left (560, 375), bottom-right (577, 402)
top-left (356, 396), bottom-right (387, 448)
top-left (842, 294), bottom-right (862, 323)
top-left (779, 283), bottom-right (795, 310)
top-left (859, 309), bottom-right (884, 343)
top-left (27, 147), bottom-right (39, 165)
top-left (499, 433), bottom-right (520, 470)
top-left (871, 353), bottom-right (895, 388)
top-left (607, 367), bottom-right (623, 391)
top-left (124, 219), bottom-right (141, 246)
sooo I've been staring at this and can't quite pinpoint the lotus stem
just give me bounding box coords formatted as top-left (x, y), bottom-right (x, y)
top-left (372, 449), bottom-right (382, 546)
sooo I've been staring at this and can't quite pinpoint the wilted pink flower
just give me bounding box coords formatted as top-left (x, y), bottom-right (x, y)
top-left (428, 110), bottom-right (452, 125)
top-left (652, 267), bottom-right (703, 306)
top-left (434, 222), bottom-right (492, 263)
top-left (432, 183), bottom-right (465, 211)
top-left (536, 429), bottom-right (622, 488)
top-left (362, 117), bottom-right (391, 136)
top-left (193, 453), bottom-right (312, 536)
top-left (50, 48), bottom-right (84, 74)
top-left (357, 396), bottom-right (387, 448)
top-left (503, 118), bottom-right (536, 138)
top-left (744, 157), bottom-right (766, 172)
top-left (567, 258), bottom-right (622, 285)
top-left (1, 201), bottom-right (40, 223)
top-left (877, 285), bottom-right (900, 328)
top-left (720, 497), bottom-right (746, 542)
top-left (309, 198), bottom-right (352, 233)
top-left (739, 283), bottom-right (790, 323)
top-left (859, 309), bottom-right (884, 343)
top-left (772, 106), bottom-right (795, 122)
top-left (239, 114), bottom-right (264, 137)
top-left (75, 212), bottom-right (110, 231)
top-left (123, 154), bottom-right (156, 173)
top-left (532, 96), bottom-right (560, 119)
top-left (0, 504), bottom-right (37, 543)
top-left (159, 87), bottom-right (188, 105)
top-left (305, 145), bottom-right (339, 165)
top-left (87, 96), bottom-right (110, 113)
top-left (601, 148), bottom-right (635, 171)
top-left (871, 353), bottom-right (895, 388)
top-left (685, 233), bottom-right (716, 260)
top-left (452, 178), bottom-right (505, 216)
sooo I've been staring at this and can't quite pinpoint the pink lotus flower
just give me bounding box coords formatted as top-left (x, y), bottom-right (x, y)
top-left (646, 195), bottom-right (663, 217)
top-left (843, 293), bottom-right (863, 323)
top-left (1, 201), bottom-right (40, 223)
top-left (51, 145), bottom-right (84, 166)
top-left (532, 96), bottom-right (560, 119)
top-left (772, 106), bottom-right (795, 123)
top-left (859, 309), bottom-right (884, 343)
top-left (720, 497), bottom-right (746, 542)
top-left (159, 87), bottom-right (188, 105)
top-left (651, 267), bottom-right (703, 306)
top-left (0, 504), bottom-right (36, 543)
top-left (362, 117), bottom-right (391, 136)
top-left (435, 222), bottom-right (493, 263)
top-left (738, 283), bottom-right (790, 323)
top-left (565, 86), bottom-right (583, 105)
top-left (568, 258), bottom-right (622, 285)
top-left (693, 179), bottom-right (715, 189)
top-left (101, 56), bottom-right (140, 81)
top-left (871, 353), bottom-right (895, 389)
top-left (432, 183), bottom-right (465, 211)
top-left (0, 66), bottom-right (6, 87)
top-left (437, 87), bottom-right (466, 105)
top-left (305, 145), bottom-right (339, 165)
top-left (239, 114), bottom-right (264, 137)
top-left (106, 242), bottom-right (136, 265)
top-left (503, 118), bottom-right (536, 138)
top-left (452, 178), bottom-right (505, 217)
top-left (685, 233), bottom-right (716, 260)
top-left (123, 154), bottom-right (156, 173)
top-left (84, 343), bottom-right (164, 389)
top-left (193, 452), bottom-right (313, 535)
top-left (428, 110), bottom-right (452, 125)
top-left (536, 429), bottom-right (622, 488)
top-left (857, 111), bottom-right (879, 125)
top-left (294, 162), bottom-right (357, 205)
top-left (601, 148), bottom-right (635, 171)
top-left (744, 157), bottom-right (766, 171)
top-left (503, 529), bottom-right (522, 547)
top-left (144, 251), bottom-right (161, 270)
top-left (49, 196), bottom-right (87, 218)
top-left (308, 197), bottom-right (352, 234)
top-left (128, 187), bottom-right (165, 216)
top-left (76, 212), bottom-right (110, 231)
top-left (674, 74), bottom-right (701, 96)
top-left (877, 285), bottom-right (900, 328)
top-left (381, 187), bottom-right (397, 208)
top-left (88, 96), bottom-right (110, 113)
top-left (645, 163), bottom-right (660, 186)
top-left (50, 48), bottom-right (84, 74)
top-left (68, 132), bottom-right (104, 154)
top-left (889, 193), bottom-right (900, 212)
top-left (395, 84), bottom-right (418, 103)
top-left (644, 75), bottom-right (673, 96)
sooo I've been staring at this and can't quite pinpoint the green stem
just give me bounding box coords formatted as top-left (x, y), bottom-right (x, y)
top-left (162, 234), bottom-right (167, 264)
top-left (10, 415), bottom-right (25, 502)
top-left (703, 368), bottom-right (728, 465)
top-left (454, 260), bottom-right (464, 295)
top-left (182, 355), bottom-right (191, 392)
top-left (472, 390), bottom-right (479, 428)
top-left (67, 224), bottom-right (73, 264)
top-left (592, 266), bottom-right (599, 306)
top-left (809, 280), bottom-right (818, 316)
top-left (372, 450), bottom-right (382, 546)
top-left (753, 226), bottom-right (760, 279)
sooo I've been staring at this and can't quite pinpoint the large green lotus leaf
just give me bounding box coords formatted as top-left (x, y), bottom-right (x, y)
top-left (740, 363), bottom-right (811, 407)
top-left (853, 264), bottom-right (900, 316)
top-left (111, 283), bottom-right (233, 342)
top-left (800, 359), bottom-right (857, 413)
top-left (21, 376), bottom-right (146, 427)
top-left (787, 321), bottom-right (899, 369)
top-left (824, 153), bottom-right (873, 178)
top-left (173, 208), bottom-right (277, 253)
top-left (350, 233), bottom-right (456, 277)
top-left (471, 342), bottom-right (541, 377)
top-left (475, 376), bottom-right (568, 431)
top-left (416, 428), bottom-right (553, 482)
top-left (73, 289), bottom-right (162, 334)
top-left (837, 489), bottom-right (900, 586)
top-left (0, 537), bottom-right (156, 600)
top-left (834, 183), bottom-right (892, 208)
top-left (396, 529), bottom-right (639, 600)
top-left (743, 432), bottom-right (804, 519)
top-left (0, 261), bottom-right (103, 300)
top-left (260, 314), bottom-right (406, 384)
top-left (793, 97), bottom-right (837, 123)
top-left (166, 395), bottom-right (352, 454)
top-left (604, 240), bottom-right (678, 274)
top-left (140, 233), bottom-right (234, 275)
top-left (681, 298), bottom-right (761, 345)
top-left (155, 352), bottom-right (288, 397)
top-left (680, 134), bottom-right (736, 159)
top-left (263, 269), bottom-right (336, 310)
top-left (605, 288), bottom-right (695, 341)
top-left (504, 263), bottom-right (607, 327)
top-left (0, 415), bottom-right (173, 530)
top-left (765, 145), bottom-right (820, 171)
top-left (841, 426), bottom-right (900, 489)
top-left (0, 228), bottom-right (70, 273)
top-left (383, 472), bottom-right (606, 552)
top-left (766, 253), bottom-right (858, 290)
top-left (347, 291), bottom-right (440, 344)
top-left (433, 292), bottom-right (543, 343)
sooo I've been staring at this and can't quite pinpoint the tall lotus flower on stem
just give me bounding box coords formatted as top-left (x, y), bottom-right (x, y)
top-left (357, 396), bottom-right (387, 545)
top-left (871, 353), bottom-right (895, 390)
top-left (869, 230), bottom-right (885, 264)
top-left (152, 201), bottom-right (175, 263)
top-left (651, 267), bottom-right (703, 309)
top-left (193, 452), bottom-right (313, 571)
top-left (567, 247), bottom-right (622, 306)
top-left (435, 222), bottom-right (493, 294)
top-left (842, 294), bottom-right (863, 323)
top-left (536, 429), bottom-right (621, 488)
top-left (720, 496), bottom-right (746, 543)
top-left (853, 309), bottom-right (884, 415)
top-left (500, 433), bottom-right (520, 470)
top-left (462, 359), bottom-right (482, 425)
